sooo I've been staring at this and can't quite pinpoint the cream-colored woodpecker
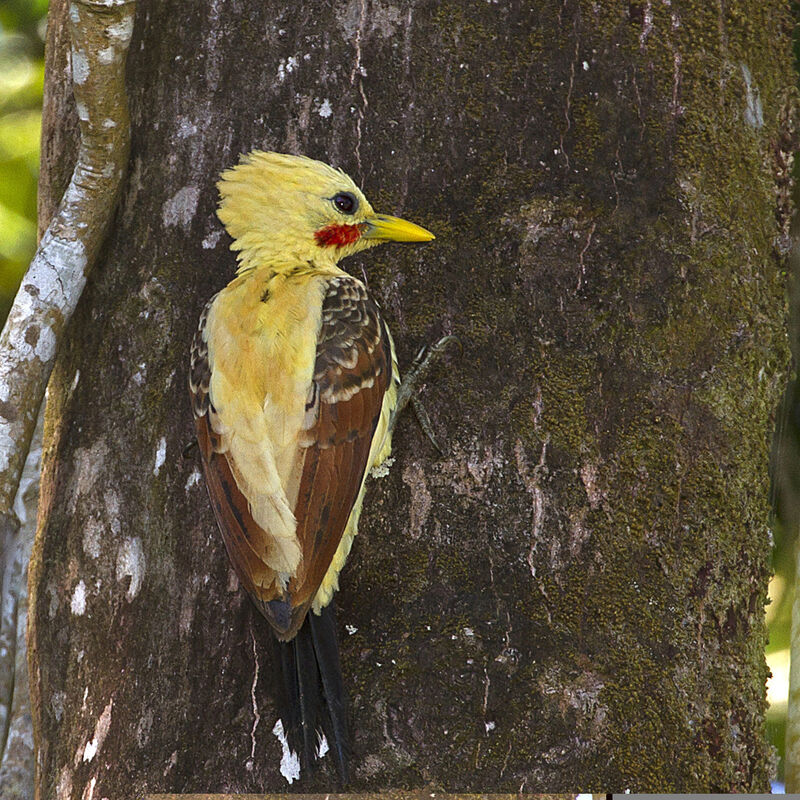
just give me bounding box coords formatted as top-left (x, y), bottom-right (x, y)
top-left (189, 152), bottom-right (435, 783)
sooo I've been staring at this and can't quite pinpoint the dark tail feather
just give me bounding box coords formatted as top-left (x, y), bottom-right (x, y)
top-left (271, 601), bottom-right (350, 784)
top-left (309, 602), bottom-right (349, 783)
top-left (274, 634), bottom-right (303, 752)
top-left (293, 616), bottom-right (324, 770)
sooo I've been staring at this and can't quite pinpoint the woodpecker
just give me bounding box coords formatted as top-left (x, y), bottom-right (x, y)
top-left (189, 152), bottom-right (436, 783)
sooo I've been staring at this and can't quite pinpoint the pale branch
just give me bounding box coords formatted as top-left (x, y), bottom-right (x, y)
top-left (0, 0), bottom-right (135, 519)
top-left (0, 408), bottom-right (42, 800)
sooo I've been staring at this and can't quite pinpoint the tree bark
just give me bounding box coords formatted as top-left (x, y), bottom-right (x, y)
top-left (29, 0), bottom-right (795, 796)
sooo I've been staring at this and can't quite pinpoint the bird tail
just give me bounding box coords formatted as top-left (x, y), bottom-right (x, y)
top-left (271, 601), bottom-right (349, 784)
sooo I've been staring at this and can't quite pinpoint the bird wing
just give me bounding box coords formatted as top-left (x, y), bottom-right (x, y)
top-left (189, 295), bottom-right (280, 599)
top-left (190, 276), bottom-right (391, 639)
top-left (289, 275), bottom-right (391, 608)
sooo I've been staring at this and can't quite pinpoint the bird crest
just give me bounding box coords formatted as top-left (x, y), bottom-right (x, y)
top-left (217, 151), bottom-right (375, 270)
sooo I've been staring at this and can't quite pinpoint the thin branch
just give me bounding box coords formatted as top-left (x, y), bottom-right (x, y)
top-left (0, 0), bottom-right (136, 519)
top-left (0, 407), bottom-right (42, 797)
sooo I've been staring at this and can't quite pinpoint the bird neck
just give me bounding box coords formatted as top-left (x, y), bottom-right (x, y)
top-left (233, 247), bottom-right (344, 277)
top-left (233, 252), bottom-right (346, 280)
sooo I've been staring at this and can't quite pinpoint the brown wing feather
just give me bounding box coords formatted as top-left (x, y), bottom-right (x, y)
top-left (288, 276), bottom-right (389, 609)
top-left (195, 414), bottom-right (271, 593)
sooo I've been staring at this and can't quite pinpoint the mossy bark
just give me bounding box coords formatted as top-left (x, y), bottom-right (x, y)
top-left (29, 0), bottom-right (795, 796)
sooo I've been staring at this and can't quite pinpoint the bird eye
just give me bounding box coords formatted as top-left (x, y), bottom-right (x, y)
top-left (332, 192), bottom-right (358, 215)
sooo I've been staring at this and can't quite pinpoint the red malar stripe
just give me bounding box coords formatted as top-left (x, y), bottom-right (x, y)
top-left (314, 223), bottom-right (364, 248)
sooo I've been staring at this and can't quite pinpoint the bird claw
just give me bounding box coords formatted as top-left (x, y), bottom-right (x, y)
top-left (388, 335), bottom-right (461, 449)
top-left (411, 395), bottom-right (443, 455)
top-left (431, 334), bottom-right (463, 358)
top-left (408, 335), bottom-right (461, 374)
top-left (182, 439), bottom-right (199, 459)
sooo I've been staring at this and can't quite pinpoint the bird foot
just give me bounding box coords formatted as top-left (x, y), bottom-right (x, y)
top-left (388, 335), bottom-right (461, 450)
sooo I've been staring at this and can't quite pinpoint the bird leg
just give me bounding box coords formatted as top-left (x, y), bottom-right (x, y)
top-left (388, 335), bottom-right (461, 452)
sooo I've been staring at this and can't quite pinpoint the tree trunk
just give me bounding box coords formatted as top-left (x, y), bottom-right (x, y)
top-left (29, 0), bottom-right (795, 796)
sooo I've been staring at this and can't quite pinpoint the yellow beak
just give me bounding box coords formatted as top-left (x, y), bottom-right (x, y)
top-left (362, 214), bottom-right (435, 242)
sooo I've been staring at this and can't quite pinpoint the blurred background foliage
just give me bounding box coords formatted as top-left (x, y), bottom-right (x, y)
top-left (0, 0), bottom-right (46, 323)
top-left (0, 0), bottom-right (795, 788)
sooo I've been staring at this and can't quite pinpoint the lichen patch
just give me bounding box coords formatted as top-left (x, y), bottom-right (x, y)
top-left (105, 15), bottom-right (134, 44)
top-left (115, 538), bottom-right (145, 601)
top-left (71, 49), bottom-right (89, 84)
top-left (153, 437), bottom-right (166, 475)
top-left (272, 718), bottom-right (301, 783)
top-left (82, 699), bottom-right (113, 763)
top-left (70, 581), bottom-right (87, 615)
top-left (161, 186), bottom-right (200, 231)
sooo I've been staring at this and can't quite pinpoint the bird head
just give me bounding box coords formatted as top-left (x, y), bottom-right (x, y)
top-left (216, 151), bottom-right (434, 271)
